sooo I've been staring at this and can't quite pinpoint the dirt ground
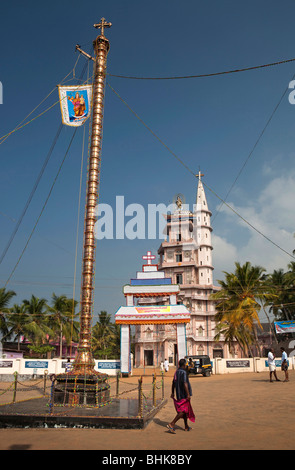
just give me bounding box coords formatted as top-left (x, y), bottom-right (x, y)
top-left (0, 370), bottom-right (293, 451)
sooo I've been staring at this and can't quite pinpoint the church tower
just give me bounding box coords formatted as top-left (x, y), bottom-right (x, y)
top-left (194, 171), bottom-right (214, 286)
top-left (132, 173), bottom-right (241, 369)
top-left (157, 172), bottom-right (227, 360)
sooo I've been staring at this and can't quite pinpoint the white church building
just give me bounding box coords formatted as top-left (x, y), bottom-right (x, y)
top-left (131, 174), bottom-right (242, 367)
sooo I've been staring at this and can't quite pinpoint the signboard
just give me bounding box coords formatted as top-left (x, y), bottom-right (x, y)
top-left (25, 361), bottom-right (48, 369)
top-left (274, 321), bottom-right (295, 334)
top-left (135, 306), bottom-right (171, 314)
top-left (0, 361), bottom-right (13, 368)
top-left (226, 360), bottom-right (250, 368)
top-left (96, 361), bottom-right (120, 370)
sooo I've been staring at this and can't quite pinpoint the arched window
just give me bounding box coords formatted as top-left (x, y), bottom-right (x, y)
top-left (198, 345), bottom-right (205, 354)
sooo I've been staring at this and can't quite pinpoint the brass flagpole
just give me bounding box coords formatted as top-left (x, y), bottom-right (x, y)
top-left (54, 19), bottom-right (112, 406)
top-left (73, 18), bottom-right (112, 376)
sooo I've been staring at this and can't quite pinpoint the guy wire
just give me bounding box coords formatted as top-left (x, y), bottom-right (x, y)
top-left (107, 82), bottom-right (295, 261)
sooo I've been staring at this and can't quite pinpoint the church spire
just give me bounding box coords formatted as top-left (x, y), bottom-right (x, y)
top-left (195, 170), bottom-right (208, 212)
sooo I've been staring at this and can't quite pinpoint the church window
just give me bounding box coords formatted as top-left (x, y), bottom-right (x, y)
top-left (176, 273), bottom-right (183, 284)
top-left (145, 327), bottom-right (152, 339)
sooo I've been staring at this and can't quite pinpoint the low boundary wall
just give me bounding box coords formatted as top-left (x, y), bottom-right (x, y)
top-left (0, 356), bottom-right (294, 379)
top-left (0, 358), bottom-right (121, 381)
top-left (212, 357), bottom-right (295, 374)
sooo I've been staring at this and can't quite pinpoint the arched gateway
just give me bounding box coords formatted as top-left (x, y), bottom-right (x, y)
top-left (115, 251), bottom-right (191, 376)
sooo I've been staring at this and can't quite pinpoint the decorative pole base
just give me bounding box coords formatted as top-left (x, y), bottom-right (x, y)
top-left (54, 371), bottom-right (110, 407)
top-left (54, 347), bottom-right (111, 407)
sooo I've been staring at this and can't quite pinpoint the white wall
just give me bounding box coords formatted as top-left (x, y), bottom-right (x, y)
top-left (0, 358), bottom-right (121, 377)
top-left (0, 356), bottom-right (293, 377)
top-left (212, 357), bottom-right (294, 374)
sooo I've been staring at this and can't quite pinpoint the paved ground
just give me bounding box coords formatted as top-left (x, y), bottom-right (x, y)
top-left (0, 370), bottom-right (293, 451)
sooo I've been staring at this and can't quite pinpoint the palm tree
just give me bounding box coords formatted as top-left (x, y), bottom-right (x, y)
top-left (0, 287), bottom-right (16, 339)
top-left (264, 269), bottom-right (294, 321)
top-left (22, 295), bottom-right (52, 347)
top-left (47, 293), bottom-right (79, 358)
top-left (92, 311), bottom-right (118, 359)
top-left (211, 262), bottom-right (267, 357)
top-left (284, 261), bottom-right (295, 320)
top-left (6, 303), bottom-right (30, 350)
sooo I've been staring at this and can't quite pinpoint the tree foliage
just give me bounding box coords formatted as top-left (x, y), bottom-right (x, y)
top-left (211, 260), bottom-right (295, 356)
top-left (0, 289), bottom-right (120, 359)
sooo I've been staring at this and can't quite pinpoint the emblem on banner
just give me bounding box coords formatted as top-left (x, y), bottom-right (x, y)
top-left (58, 85), bottom-right (92, 126)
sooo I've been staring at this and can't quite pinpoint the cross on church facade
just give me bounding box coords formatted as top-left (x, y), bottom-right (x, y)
top-left (142, 251), bottom-right (156, 265)
top-left (94, 17), bottom-right (112, 36)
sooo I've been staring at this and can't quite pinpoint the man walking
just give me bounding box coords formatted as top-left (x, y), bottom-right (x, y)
top-left (267, 348), bottom-right (280, 382)
top-left (280, 347), bottom-right (289, 382)
top-left (164, 358), bottom-right (169, 373)
top-left (167, 358), bottom-right (195, 433)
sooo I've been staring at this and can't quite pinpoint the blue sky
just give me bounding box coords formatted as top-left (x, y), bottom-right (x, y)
top-left (1, 0), bottom-right (295, 323)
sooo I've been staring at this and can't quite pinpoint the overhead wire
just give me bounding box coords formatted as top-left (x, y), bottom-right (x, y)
top-left (4, 128), bottom-right (78, 288)
top-left (2, 55), bottom-right (92, 285)
top-left (69, 57), bottom-right (93, 358)
top-left (0, 100), bottom-right (62, 144)
top-left (1, 279), bottom-right (295, 291)
top-left (0, 59), bottom-right (77, 146)
top-left (2, 55), bottom-right (294, 270)
top-left (107, 57), bottom-right (295, 80)
top-left (0, 124), bottom-right (63, 266)
top-left (0, 57), bottom-right (91, 267)
top-left (0, 74), bottom-right (94, 144)
top-left (2, 299), bottom-right (295, 317)
top-left (2, 52), bottom-right (295, 307)
top-left (212, 69), bottom-right (295, 222)
top-left (107, 82), bottom-right (295, 261)
top-left (107, 57), bottom-right (295, 250)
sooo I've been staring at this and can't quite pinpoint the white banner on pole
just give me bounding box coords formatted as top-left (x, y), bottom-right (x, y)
top-left (58, 85), bottom-right (92, 127)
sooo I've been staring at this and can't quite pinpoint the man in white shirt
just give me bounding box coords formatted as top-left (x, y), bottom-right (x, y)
top-left (267, 349), bottom-right (280, 382)
top-left (280, 347), bottom-right (289, 382)
top-left (164, 358), bottom-right (169, 373)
